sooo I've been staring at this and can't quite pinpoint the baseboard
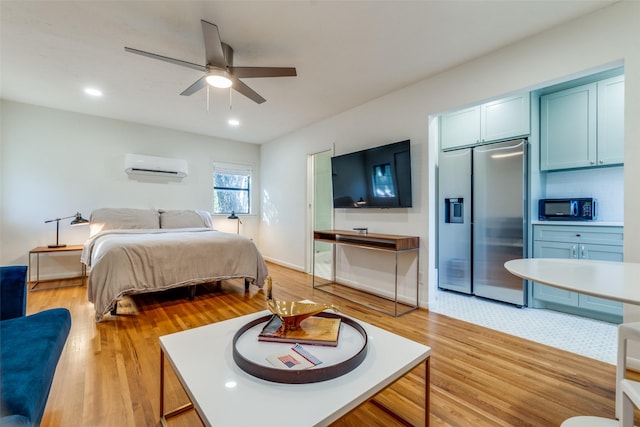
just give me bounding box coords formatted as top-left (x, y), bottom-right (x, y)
top-left (331, 277), bottom-right (419, 306)
top-left (627, 356), bottom-right (640, 372)
top-left (262, 256), bottom-right (305, 272)
top-left (262, 257), bottom-right (427, 308)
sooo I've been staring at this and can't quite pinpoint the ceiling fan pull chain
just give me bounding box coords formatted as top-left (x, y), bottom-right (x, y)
top-left (206, 85), bottom-right (210, 112)
top-left (229, 88), bottom-right (233, 110)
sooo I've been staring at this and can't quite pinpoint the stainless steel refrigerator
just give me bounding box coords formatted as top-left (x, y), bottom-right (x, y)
top-left (437, 138), bottom-right (527, 306)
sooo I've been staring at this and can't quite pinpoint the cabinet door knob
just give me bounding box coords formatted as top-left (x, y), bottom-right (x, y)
top-left (590, 161), bottom-right (595, 165)
top-left (599, 160), bottom-right (604, 164)
top-left (576, 234), bottom-right (581, 237)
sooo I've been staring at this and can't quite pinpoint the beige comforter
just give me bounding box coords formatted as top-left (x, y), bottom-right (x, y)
top-left (82, 228), bottom-right (268, 321)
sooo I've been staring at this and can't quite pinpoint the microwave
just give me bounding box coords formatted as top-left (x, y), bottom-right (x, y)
top-left (538, 198), bottom-right (597, 221)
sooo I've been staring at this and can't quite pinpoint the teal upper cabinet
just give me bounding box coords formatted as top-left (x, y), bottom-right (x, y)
top-left (482, 94), bottom-right (530, 142)
top-left (597, 75), bottom-right (625, 165)
top-left (540, 83), bottom-right (596, 170)
top-left (440, 106), bottom-right (481, 151)
top-left (540, 75), bottom-right (624, 171)
top-left (440, 93), bottom-right (530, 151)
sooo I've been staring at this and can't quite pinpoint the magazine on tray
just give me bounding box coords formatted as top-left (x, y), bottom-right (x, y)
top-left (266, 344), bottom-right (323, 370)
top-left (258, 315), bottom-right (341, 346)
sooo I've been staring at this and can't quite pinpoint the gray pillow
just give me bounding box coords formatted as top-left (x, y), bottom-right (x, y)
top-left (159, 209), bottom-right (213, 229)
top-left (89, 208), bottom-right (160, 236)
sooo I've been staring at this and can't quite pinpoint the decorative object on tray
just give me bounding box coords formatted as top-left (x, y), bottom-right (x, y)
top-left (259, 314), bottom-right (341, 346)
top-left (265, 277), bottom-right (339, 331)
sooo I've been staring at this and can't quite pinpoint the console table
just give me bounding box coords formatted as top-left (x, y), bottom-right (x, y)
top-left (313, 230), bottom-right (419, 317)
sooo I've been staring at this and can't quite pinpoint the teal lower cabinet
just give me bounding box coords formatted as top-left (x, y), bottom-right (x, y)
top-left (531, 225), bottom-right (623, 323)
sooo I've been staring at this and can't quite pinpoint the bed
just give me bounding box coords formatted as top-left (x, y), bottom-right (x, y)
top-left (81, 208), bottom-right (268, 321)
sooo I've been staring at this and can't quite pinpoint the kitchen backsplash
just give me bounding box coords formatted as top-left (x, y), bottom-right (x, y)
top-left (544, 166), bottom-right (624, 222)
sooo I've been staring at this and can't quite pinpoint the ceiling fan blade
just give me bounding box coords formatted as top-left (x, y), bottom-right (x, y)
top-left (231, 78), bottom-right (266, 104)
top-left (201, 20), bottom-right (227, 68)
top-left (230, 67), bottom-right (297, 79)
top-left (124, 47), bottom-right (206, 72)
top-left (180, 76), bottom-right (207, 96)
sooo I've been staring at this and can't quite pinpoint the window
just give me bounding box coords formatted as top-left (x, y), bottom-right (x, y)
top-left (213, 163), bottom-right (252, 214)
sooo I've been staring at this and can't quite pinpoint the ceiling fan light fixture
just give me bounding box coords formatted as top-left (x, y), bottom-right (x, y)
top-left (125, 20), bottom-right (296, 103)
top-left (205, 70), bottom-right (232, 88)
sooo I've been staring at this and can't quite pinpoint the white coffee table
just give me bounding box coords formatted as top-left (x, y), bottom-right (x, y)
top-left (159, 310), bottom-right (431, 426)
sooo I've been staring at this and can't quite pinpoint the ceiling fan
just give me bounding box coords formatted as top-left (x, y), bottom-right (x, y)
top-left (124, 19), bottom-right (297, 104)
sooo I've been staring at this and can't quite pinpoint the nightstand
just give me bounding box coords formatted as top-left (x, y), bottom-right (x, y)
top-left (28, 245), bottom-right (86, 291)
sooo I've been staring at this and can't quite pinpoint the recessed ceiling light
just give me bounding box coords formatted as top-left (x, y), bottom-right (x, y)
top-left (228, 119), bottom-right (240, 126)
top-left (84, 87), bottom-right (103, 97)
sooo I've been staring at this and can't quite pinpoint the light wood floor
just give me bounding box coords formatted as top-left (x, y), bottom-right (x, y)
top-left (28, 262), bottom-right (636, 426)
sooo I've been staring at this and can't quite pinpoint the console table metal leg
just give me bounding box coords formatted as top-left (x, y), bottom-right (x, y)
top-left (394, 251), bottom-right (399, 317)
top-left (332, 243), bottom-right (336, 283)
top-left (312, 243), bottom-right (316, 288)
top-left (416, 254), bottom-right (420, 315)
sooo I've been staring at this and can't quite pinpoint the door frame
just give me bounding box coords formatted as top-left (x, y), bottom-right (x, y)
top-left (306, 148), bottom-right (334, 274)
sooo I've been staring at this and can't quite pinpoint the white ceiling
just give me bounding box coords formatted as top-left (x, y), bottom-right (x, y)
top-left (1, 1), bottom-right (616, 145)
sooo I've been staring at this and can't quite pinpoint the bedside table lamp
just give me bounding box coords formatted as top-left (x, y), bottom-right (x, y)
top-left (45, 212), bottom-right (89, 248)
top-left (227, 211), bottom-right (242, 234)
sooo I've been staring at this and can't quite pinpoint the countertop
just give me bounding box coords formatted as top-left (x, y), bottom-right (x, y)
top-left (531, 220), bottom-right (624, 227)
top-left (505, 258), bottom-right (640, 305)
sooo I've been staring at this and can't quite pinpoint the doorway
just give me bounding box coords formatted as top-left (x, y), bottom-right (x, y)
top-left (308, 150), bottom-right (333, 276)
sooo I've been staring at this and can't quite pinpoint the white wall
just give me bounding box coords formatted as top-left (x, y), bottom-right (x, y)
top-left (259, 1), bottom-right (640, 308)
top-left (0, 101), bottom-right (261, 278)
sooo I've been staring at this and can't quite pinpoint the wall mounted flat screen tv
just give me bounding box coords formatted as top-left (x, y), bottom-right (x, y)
top-left (331, 140), bottom-right (412, 208)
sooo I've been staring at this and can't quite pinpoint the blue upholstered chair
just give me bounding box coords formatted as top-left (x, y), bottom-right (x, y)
top-left (0, 265), bottom-right (72, 426)
top-left (0, 265), bottom-right (27, 320)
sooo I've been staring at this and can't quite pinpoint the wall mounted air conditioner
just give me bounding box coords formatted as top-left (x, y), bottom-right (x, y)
top-left (125, 154), bottom-right (188, 178)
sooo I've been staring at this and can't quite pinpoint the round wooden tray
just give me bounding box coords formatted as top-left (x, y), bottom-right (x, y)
top-left (232, 312), bottom-right (368, 384)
